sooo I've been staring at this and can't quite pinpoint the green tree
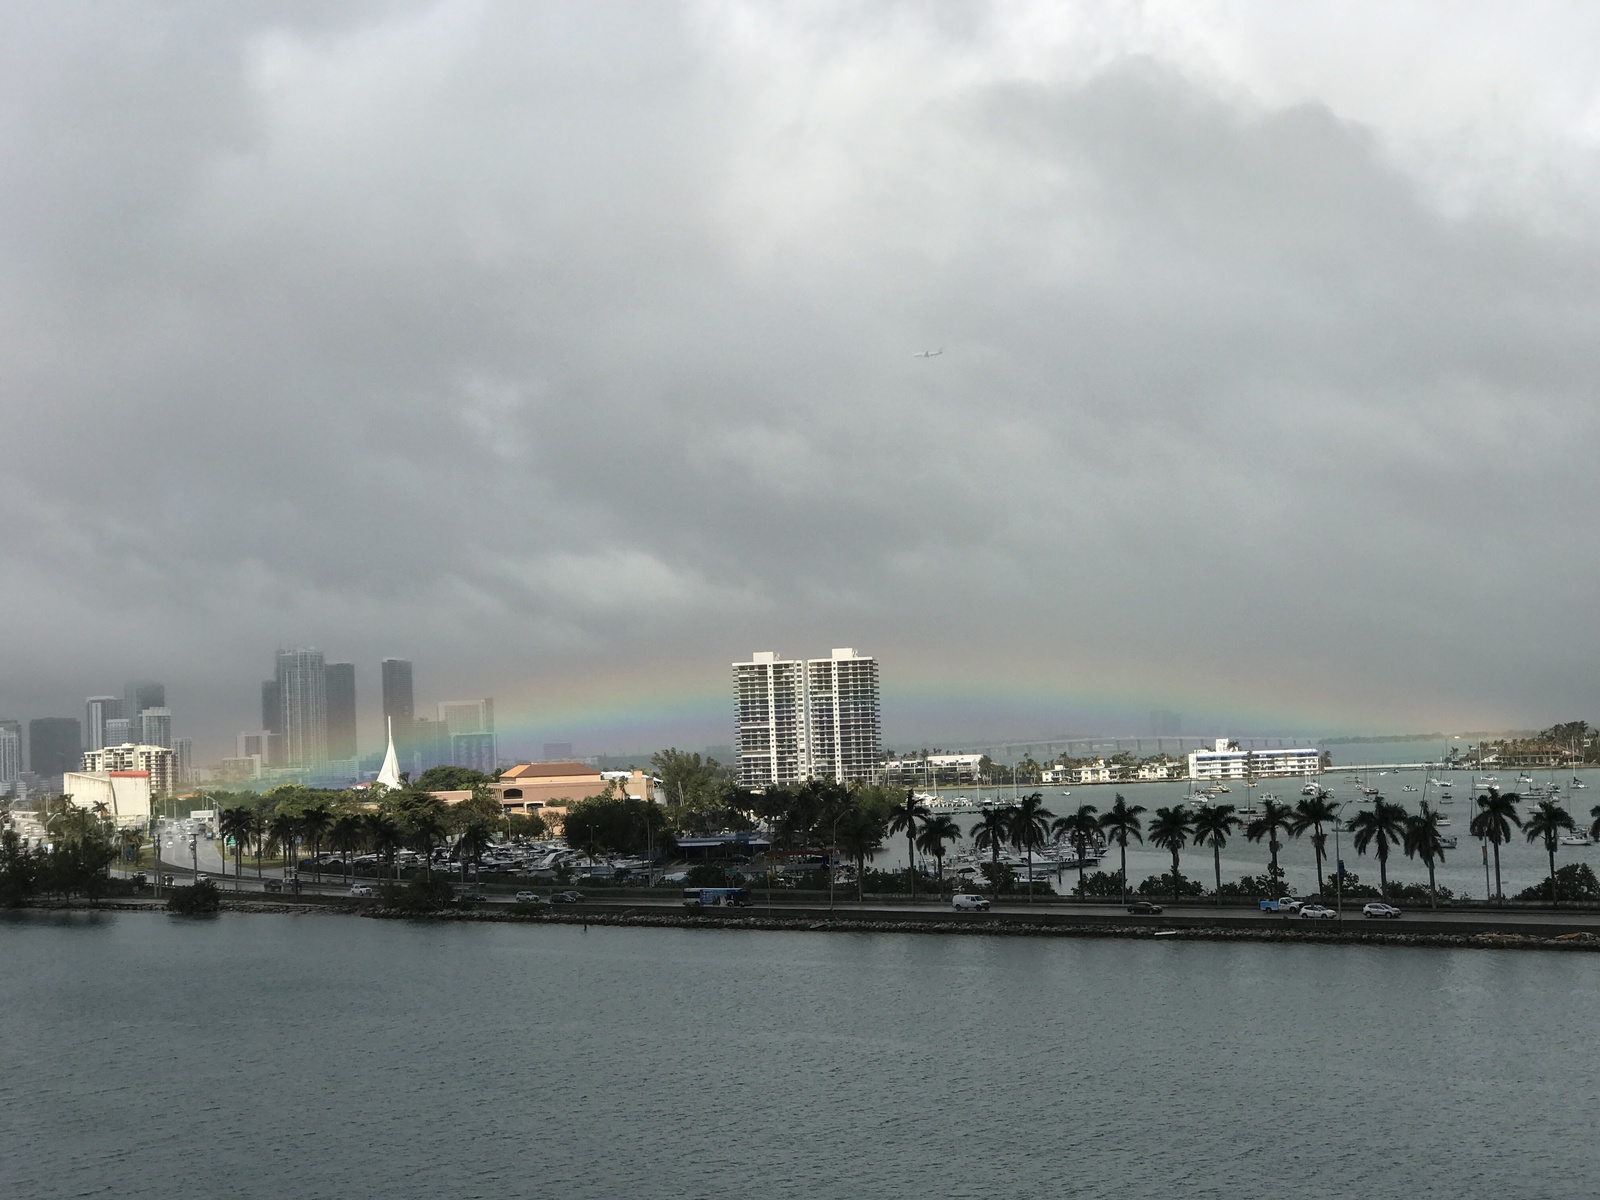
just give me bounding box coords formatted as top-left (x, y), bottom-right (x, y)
top-left (885, 790), bottom-right (930, 897)
top-left (834, 798), bottom-right (887, 901)
top-left (1292, 790), bottom-right (1340, 896)
top-left (414, 766), bottom-right (495, 791)
top-left (217, 806), bottom-right (254, 890)
top-left (1190, 803), bottom-right (1240, 906)
top-left (1007, 792), bottom-right (1055, 902)
top-left (1468, 790), bottom-right (1522, 905)
top-left (1148, 805), bottom-right (1194, 903)
top-left (969, 807), bottom-right (1013, 898)
top-left (329, 813), bottom-right (366, 885)
top-left (1097, 794), bottom-right (1146, 904)
top-left (267, 811), bottom-right (298, 878)
top-left (1346, 798), bottom-right (1407, 900)
top-left (1524, 799), bottom-right (1577, 907)
top-left (1402, 801), bottom-right (1449, 909)
top-left (916, 814), bottom-right (961, 890)
top-left (365, 811), bottom-right (404, 880)
top-left (388, 790), bottom-right (450, 879)
top-left (1245, 799), bottom-right (1296, 894)
top-left (299, 803), bottom-right (333, 884)
top-left (1049, 803), bottom-right (1100, 901)
top-left (651, 749), bottom-right (730, 834)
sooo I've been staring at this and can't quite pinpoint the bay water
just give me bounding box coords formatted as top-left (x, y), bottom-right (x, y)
top-left (3, 911), bottom-right (1594, 1199)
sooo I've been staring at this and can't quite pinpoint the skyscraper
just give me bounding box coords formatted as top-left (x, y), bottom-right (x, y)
top-left (0, 722), bottom-right (19, 788)
top-left (734, 652), bottom-right (809, 788)
top-left (261, 680), bottom-right (282, 734)
top-left (29, 717), bottom-right (82, 780)
top-left (439, 699), bottom-right (495, 772)
top-left (124, 681), bottom-right (165, 729)
top-left (275, 648), bottom-right (327, 766)
top-left (325, 662), bottom-right (357, 760)
top-left (104, 718), bottom-right (131, 745)
top-left (85, 696), bottom-right (122, 752)
top-left (734, 648), bottom-right (881, 787)
top-left (382, 662), bottom-right (416, 755)
top-left (139, 708), bottom-right (173, 749)
top-left (806, 649), bottom-right (881, 784)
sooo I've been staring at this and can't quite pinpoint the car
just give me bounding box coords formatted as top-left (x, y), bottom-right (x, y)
top-left (262, 879), bottom-right (282, 893)
top-left (551, 891), bottom-right (585, 904)
top-left (951, 893), bottom-right (991, 911)
top-left (456, 890), bottom-right (490, 904)
top-left (1363, 902), bottom-right (1402, 919)
top-left (514, 891), bottom-right (547, 905)
top-left (1127, 901), bottom-right (1164, 915)
top-left (349, 885), bottom-right (374, 898)
top-left (1299, 904), bottom-right (1338, 919)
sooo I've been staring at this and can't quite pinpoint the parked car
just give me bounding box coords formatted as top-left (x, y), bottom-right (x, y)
top-left (1298, 904), bottom-right (1338, 919)
top-left (551, 891), bottom-right (585, 904)
top-left (1363, 902), bottom-right (1402, 919)
top-left (951, 893), bottom-right (991, 911)
top-left (1127, 901), bottom-right (1164, 915)
top-left (349, 885), bottom-right (374, 898)
top-left (195, 874), bottom-right (210, 884)
top-left (514, 891), bottom-right (547, 905)
top-left (456, 890), bottom-right (490, 904)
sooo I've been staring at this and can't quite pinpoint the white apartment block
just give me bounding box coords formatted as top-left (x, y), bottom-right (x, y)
top-left (1187, 739), bottom-right (1321, 781)
top-left (83, 743), bottom-right (177, 796)
top-left (734, 649), bottom-right (880, 788)
top-left (63, 770), bottom-right (153, 829)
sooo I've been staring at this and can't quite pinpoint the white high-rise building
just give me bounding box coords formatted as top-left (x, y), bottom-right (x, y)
top-left (276, 648), bottom-right (327, 766)
top-left (83, 744), bottom-right (177, 797)
top-left (0, 723), bottom-right (19, 788)
top-left (139, 707), bottom-right (173, 750)
top-left (733, 648), bottom-right (881, 788)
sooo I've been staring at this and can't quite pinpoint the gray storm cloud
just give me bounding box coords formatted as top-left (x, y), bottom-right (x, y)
top-left (3, 1), bottom-right (1598, 754)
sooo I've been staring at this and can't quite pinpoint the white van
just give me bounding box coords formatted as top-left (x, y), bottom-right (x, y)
top-left (952, 894), bottom-right (991, 912)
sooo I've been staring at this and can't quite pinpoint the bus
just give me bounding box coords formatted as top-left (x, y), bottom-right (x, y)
top-left (682, 887), bottom-right (753, 909)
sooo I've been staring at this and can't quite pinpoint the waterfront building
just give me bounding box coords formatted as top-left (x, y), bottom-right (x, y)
top-left (28, 717), bottom-right (81, 781)
top-left (275, 648), bottom-right (327, 767)
top-left (139, 707), bottom-right (173, 749)
top-left (83, 743), bottom-right (177, 797)
top-left (85, 697), bottom-right (122, 752)
top-left (734, 649), bottom-right (881, 787)
top-left (429, 762), bottom-right (664, 831)
top-left (883, 753), bottom-right (983, 786)
top-left (1187, 738), bottom-right (1321, 781)
top-left (734, 652), bottom-right (809, 788)
top-left (806, 649), bottom-right (881, 785)
top-left (326, 662), bottom-right (357, 760)
top-left (63, 769), bottom-right (152, 828)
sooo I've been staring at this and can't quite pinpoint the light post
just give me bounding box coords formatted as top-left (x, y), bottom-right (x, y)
top-left (189, 834), bottom-right (198, 884)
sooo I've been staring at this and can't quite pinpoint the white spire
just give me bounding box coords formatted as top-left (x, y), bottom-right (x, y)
top-left (376, 716), bottom-right (402, 790)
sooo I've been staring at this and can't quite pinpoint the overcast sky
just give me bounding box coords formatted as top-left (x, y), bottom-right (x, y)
top-left (5, 1), bottom-right (1600, 760)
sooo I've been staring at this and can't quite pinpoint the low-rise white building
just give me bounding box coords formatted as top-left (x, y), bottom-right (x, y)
top-left (1188, 739), bottom-right (1321, 781)
top-left (82, 744), bottom-right (177, 796)
top-left (63, 770), bottom-right (152, 829)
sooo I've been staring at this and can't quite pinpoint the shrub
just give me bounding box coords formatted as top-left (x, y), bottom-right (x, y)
top-left (1136, 872), bottom-right (1205, 898)
top-left (1514, 863), bottom-right (1600, 903)
top-left (1072, 870), bottom-right (1125, 898)
top-left (166, 880), bottom-right (221, 915)
top-left (378, 876), bottom-right (458, 914)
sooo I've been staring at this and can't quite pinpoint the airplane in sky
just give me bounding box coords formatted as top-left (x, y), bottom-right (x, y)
top-left (913, 348), bottom-right (943, 358)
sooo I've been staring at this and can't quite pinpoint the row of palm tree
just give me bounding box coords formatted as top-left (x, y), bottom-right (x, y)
top-left (1469, 790), bottom-right (1600, 906)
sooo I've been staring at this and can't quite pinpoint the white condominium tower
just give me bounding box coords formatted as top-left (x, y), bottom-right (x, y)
top-left (733, 648), bottom-right (880, 788)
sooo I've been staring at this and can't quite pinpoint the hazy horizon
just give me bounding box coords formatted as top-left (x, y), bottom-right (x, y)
top-left (6, 3), bottom-right (1600, 762)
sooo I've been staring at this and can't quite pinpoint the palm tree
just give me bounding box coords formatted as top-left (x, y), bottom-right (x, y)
top-left (399, 794), bottom-right (450, 880)
top-left (1402, 802), bottom-right (1448, 909)
top-left (1469, 790), bottom-right (1522, 905)
top-left (1590, 804), bottom-right (1600, 843)
top-left (1190, 803), bottom-right (1239, 906)
top-left (1148, 805), bottom-right (1194, 903)
top-left (364, 811), bottom-right (403, 881)
top-left (299, 803), bottom-right (333, 884)
top-left (1524, 799), bottom-right (1576, 906)
top-left (329, 814), bottom-right (365, 885)
top-left (834, 799), bottom-right (886, 902)
top-left (217, 806), bottom-right (254, 890)
top-left (1346, 798), bottom-right (1407, 900)
top-left (1050, 803), bottom-right (1099, 900)
top-left (1098, 794), bottom-right (1146, 904)
top-left (1245, 799), bottom-right (1296, 894)
top-left (916, 814), bottom-right (961, 891)
top-left (885, 790), bottom-right (930, 898)
top-left (1007, 793), bottom-right (1055, 903)
top-left (267, 812), bottom-right (298, 881)
top-left (1292, 790), bottom-right (1340, 895)
top-left (969, 807), bottom-right (1014, 898)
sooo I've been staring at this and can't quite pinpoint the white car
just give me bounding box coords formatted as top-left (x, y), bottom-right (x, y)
top-left (349, 885), bottom-right (374, 898)
top-left (1299, 904), bottom-right (1338, 919)
top-left (514, 891), bottom-right (547, 905)
top-left (1363, 902), bottom-right (1402, 919)
top-left (952, 893), bottom-right (991, 912)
